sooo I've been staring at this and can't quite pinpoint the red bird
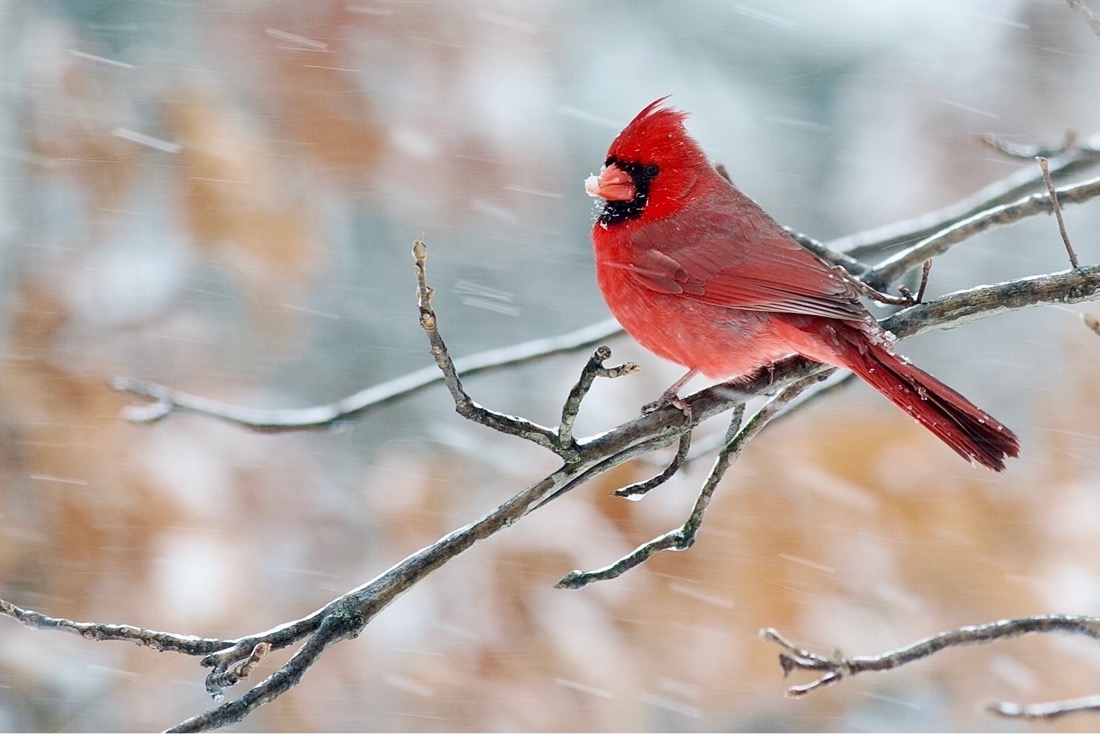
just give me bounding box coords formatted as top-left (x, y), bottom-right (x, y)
top-left (586, 98), bottom-right (1019, 470)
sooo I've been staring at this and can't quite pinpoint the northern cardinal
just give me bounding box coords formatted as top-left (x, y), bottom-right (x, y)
top-left (585, 98), bottom-right (1019, 470)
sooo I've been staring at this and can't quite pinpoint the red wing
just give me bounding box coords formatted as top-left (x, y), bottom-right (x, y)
top-left (626, 210), bottom-right (867, 321)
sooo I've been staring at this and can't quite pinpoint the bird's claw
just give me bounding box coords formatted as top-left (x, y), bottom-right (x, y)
top-left (642, 391), bottom-right (693, 423)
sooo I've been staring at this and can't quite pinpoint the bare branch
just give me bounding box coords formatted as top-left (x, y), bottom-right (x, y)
top-left (169, 464), bottom-right (581, 730)
top-left (979, 130), bottom-right (1078, 159)
top-left (561, 358), bottom-right (849, 589)
top-left (8, 256), bottom-right (1097, 734)
top-left (882, 265), bottom-right (1100, 338)
top-left (1068, 0), bottom-right (1100, 38)
top-left (28, 259), bottom-right (1100, 728)
top-left (412, 239), bottom-right (564, 454)
top-left (1037, 156), bottom-right (1081, 268)
top-left (557, 404), bottom-right (746, 589)
top-left (834, 265), bottom-right (914, 306)
top-left (762, 615), bottom-right (1100, 698)
top-left (558, 345), bottom-right (639, 454)
top-left (991, 694), bottom-right (1100, 721)
top-left (611, 428), bottom-right (693, 498)
top-left (112, 320), bottom-right (623, 431)
top-left (0, 598), bottom-right (233, 655)
top-left (866, 175), bottom-right (1100, 289)
top-left (834, 146), bottom-right (1100, 258)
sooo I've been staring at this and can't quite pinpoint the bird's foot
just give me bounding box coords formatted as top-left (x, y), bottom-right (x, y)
top-left (642, 389), bottom-right (693, 423)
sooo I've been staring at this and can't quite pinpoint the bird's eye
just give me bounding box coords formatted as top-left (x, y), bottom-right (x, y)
top-left (642, 163), bottom-right (660, 178)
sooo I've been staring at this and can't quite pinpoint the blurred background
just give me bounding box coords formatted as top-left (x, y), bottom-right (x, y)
top-left (1, 0), bottom-right (1099, 730)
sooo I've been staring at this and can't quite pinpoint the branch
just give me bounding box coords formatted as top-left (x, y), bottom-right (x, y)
top-left (762, 615), bottom-right (1100, 701)
top-left (1037, 155), bottom-right (1081, 268)
top-left (611, 427), bottom-right (693, 498)
top-left (1068, 0), bottom-right (1100, 38)
top-left (412, 239), bottom-right (565, 454)
top-left (882, 265), bottom-right (1100, 338)
top-left (992, 694), bottom-right (1100, 721)
top-left (171, 610), bottom-right (361, 732)
top-left (980, 130), bottom-right (1079, 160)
top-left (865, 175), bottom-right (1100, 289)
top-left (0, 598), bottom-right (233, 654)
top-left (558, 345), bottom-right (639, 452)
top-left (163, 468), bottom-right (574, 730)
top-left (832, 144), bottom-right (1100, 257)
top-left (559, 386), bottom-right (795, 589)
top-left (111, 319), bottom-right (623, 431)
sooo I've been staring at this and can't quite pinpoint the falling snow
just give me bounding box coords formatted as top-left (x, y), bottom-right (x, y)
top-left (1, 1), bottom-right (1099, 731)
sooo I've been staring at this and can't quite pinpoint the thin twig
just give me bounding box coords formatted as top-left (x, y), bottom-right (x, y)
top-left (896, 258), bottom-right (933, 304)
top-left (834, 265), bottom-right (913, 306)
top-left (558, 346), bottom-right (638, 455)
top-left (413, 239), bottom-right (563, 454)
top-left (979, 130), bottom-right (1078, 159)
top-left (557, 404), bottom-right (746, 589)
top-left (991, 694), bottom-right (1100, 721)
top-left (612, 428), bottom-right (694, 498)
top-left (787, 229), bottom-right (869, 276)
top-left (111, 318), bottom-right (624, 431)
top-left (762, 615), bottom-right (1100, 697)
top-left (917, 259), bottom-right (933, 303)
top-left (203, 642), bottom-right (271, 699)
top-left (1068, 0), bottom-right (1100, 38)
top-left (0, 598), bottom-right (234, 654)
top-left (866, 175), bottom-right (1100, 289)
top-left (1037, 156), bottom-right (1081, 268)
top-left (836, 146), bottom-right (1100, 257)
top-left (561, 365), bottom-right (838, 590)
top-left (171, 610), bottom-right (362, 732)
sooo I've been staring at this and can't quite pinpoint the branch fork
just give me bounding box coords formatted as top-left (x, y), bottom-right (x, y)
top-left (763, 615), bottom-right (1100, 720)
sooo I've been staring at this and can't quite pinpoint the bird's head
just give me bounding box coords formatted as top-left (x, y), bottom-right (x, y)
top-left (585, 97), bottom-right (710, 226)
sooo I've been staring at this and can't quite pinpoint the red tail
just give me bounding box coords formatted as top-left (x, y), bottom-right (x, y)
top-left (839, 336), bottom-right (1020, 471)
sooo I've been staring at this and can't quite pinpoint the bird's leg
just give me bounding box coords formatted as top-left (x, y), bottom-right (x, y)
top-left (642, 369), bottom-right (697, 417)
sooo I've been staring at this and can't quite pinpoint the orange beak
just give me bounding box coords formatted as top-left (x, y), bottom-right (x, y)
top-left (585, 164), bottom-right (636, 201)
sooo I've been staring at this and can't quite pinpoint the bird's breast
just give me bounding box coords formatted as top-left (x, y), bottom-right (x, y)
top-left (595, 256), bottom-right (797, 379)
